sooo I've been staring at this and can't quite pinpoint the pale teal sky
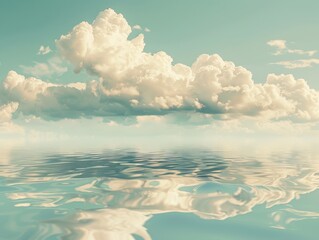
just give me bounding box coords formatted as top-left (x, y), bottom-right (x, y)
top-left (1, 0), bottom-right (319, 87)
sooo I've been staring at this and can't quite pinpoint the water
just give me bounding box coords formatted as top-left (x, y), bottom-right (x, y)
top-left (1, 139), bottom-right (319, 240)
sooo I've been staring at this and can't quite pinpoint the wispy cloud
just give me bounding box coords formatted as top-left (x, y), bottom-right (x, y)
top-left (133, 24), bottom-right (150, 32)
top-left (287, 49), bottom-right (316, 56)
top-left (20, 57), bottom-right (67, 77)
top-left (37, 45), bottom-right (52, 55)
top-left (267, 39), bottom-right (316, 56)
top-left (272, 58), bottom-right (319, 69)
top-left (267, 40), bottom-right (287, 52)
top-left (133, 25), bottom-right (142, 30)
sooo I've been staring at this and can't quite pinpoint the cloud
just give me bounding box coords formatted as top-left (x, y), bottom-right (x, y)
top-left (268, 39), bottom-right (318, 69)
top-left (37, 45), bottom-right (52, 55)
top-left (3, 71), bottom-right (89, 120)
top-left (1, 9), bottom-right (319, 125)
top-left (0, 102), bottom-right (19, 123)
top-left (20, 57), bottom-right (67, 77)
top-left (53, 9), bottom-right (319, 121)
top-left (267, 39), bottom-right (287, 52)
top-left (133, 24), bottom-right (150, 32)
top-left (267, 39), bottom-right (316, 56)
top-left (272, 58), bottom-right (319, 69)
top-left (0, 102), bottom-right (23, 135)
top-left (287, 49), bottom-right (316, 56)
top-left (266, 74), bottom-right (319, 120)
top-left (133, 24), bottom-right (142, 30)
top-left (5, 64), bottom-right (319, 122)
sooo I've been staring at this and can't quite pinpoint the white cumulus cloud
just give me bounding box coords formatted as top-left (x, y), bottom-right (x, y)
top-left (1, 9), bottom-right (319, 126)
top-left (0, 102), bottom-right (23, 134)
top-left (0, 102), bottom-right (19, 123)
top-left (55, 9), bottom-right (319, 121)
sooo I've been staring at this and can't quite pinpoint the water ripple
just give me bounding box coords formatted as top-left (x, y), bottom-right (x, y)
top-left (1, 146), bottom-right (319, 239)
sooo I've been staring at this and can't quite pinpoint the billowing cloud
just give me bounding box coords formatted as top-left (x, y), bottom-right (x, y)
top-left (53, 9), bottom-right (319, 121)
top-left (0, 102), bottom-right (23, 134)
top-left (1, 9), bottom-right (319, 124)
top-left (0, 102), bottom-right (19, 123)
top-left (3, 71), bottom-right (89, 120)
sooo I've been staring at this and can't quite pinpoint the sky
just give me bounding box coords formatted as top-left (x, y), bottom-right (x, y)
top-left (1, 0), bottom-right (319, 138)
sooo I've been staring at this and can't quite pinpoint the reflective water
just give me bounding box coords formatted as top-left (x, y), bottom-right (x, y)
top-left (1, 139), bottom-right (319, 240)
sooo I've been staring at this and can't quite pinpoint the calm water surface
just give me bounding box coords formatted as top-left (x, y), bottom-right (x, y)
top-left (1, 140), bottom-right (319, 239)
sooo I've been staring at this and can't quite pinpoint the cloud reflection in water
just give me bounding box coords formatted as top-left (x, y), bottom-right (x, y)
top-left (1, 143), bottom-right (319, 239)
